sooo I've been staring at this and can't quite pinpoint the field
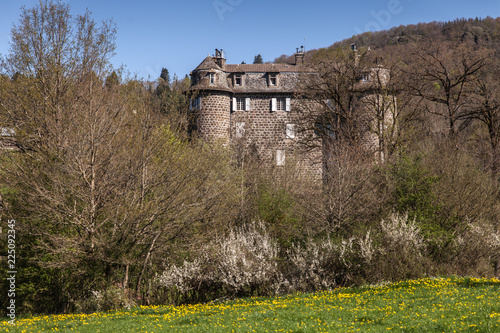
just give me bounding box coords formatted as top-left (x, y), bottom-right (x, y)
top-left (2, 277), bottom-right (500, 332)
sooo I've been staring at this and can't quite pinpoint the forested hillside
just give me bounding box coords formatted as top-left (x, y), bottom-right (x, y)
top-left (275, 17), bottom-right (500, 63)
top-left (1, 2), bottom-right (499, 316)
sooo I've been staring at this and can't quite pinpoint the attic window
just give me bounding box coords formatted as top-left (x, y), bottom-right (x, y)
top-left (234, 74), bottom-right (242, 86)
top-left (269, 73), bottom-right (278, 86)
top-left (209, 73), bottom-right (215, 85)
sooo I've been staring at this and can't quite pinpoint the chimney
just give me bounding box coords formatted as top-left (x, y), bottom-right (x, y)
top-left (351, 43), bottom-right (360, 66)
top-left (295, 45), bottom-right (305, 65)
top-left (213, 48), bottom-right (226, 67)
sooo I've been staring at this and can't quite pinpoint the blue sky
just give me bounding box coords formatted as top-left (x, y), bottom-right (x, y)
top-left (1, 0), bottom-right (499, 81)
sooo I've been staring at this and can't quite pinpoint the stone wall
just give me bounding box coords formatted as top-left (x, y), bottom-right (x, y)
top-left (229, 95), bottom-right (322, 180)
top-left (196, 92), bottom-right (231, 142)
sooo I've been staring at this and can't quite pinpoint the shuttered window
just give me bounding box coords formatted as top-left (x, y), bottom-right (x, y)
top-left (286, 124), bottom-right (295, 139)
top-left (271, 97), bottom-right (291, 112)
top-left (236, 122), bottom-right (245, 138)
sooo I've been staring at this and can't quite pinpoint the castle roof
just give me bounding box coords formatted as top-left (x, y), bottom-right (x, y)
top-left (194, 56), bottom-right (222, 71)
top-left (224, 63), bottom-right (313, 73)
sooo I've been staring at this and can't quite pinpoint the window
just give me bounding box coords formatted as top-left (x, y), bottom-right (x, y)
top-left (277, 98), bottom-right (285, 111)
top-left (361, 73), bottom-right (370, 83)
top-left (271, 97), bottom-right (291, 112)
top-left (286, 124), bottom-right (295, 139)
top-left (233, 97), bottom-right (251, 111)
top-left (276, 150), bottom-right (285, 166)
top-left (190, 96), bottom-right (201, 110)
top-left (269, 73), bottom-right (277, 86)
top-left (237, 98), bottom-right (245, 111)
top-left (234, 74), bottom-right (242, 86)
top-left (235, 122), bottom-right (245, 138)
top-left (209, 73), bottom-right (215, 85)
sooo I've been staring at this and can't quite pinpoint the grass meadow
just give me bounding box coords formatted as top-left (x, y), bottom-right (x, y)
top-left (2, 277), bottom-right (500, 332)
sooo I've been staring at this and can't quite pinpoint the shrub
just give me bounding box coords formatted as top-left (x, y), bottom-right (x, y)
top-left (157, 221), bottom-right (281, 302)
top-left (372, 213), bottom-right (430, 281)
top-left (286, 232), bottom-right (375, 291)
top-left (451, 220), bottom-right (500, 276)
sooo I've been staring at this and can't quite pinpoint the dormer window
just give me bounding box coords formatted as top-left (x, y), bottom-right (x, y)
top-left (209, 73), bottom-right (215, 85)
top-left (234, 74), bottom-right (242, 86)
top-left (268, 73), bottom-right (278, 86)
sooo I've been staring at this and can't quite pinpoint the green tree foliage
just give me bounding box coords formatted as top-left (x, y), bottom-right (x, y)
top-left (389, 153), bottom-right (439, 223)
top-left (160, 67), bottom-right (170, 83)
top-left (105, 70), bottom-right (120, 89)
top-left (253, 54), bottom-right (263, 64)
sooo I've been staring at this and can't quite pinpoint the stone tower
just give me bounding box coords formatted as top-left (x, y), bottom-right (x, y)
top-left (189, 49), bottom-right (232, 143)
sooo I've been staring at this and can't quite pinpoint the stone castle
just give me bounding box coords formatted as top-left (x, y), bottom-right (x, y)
top-left (188, 47), bottom-right (393, 180)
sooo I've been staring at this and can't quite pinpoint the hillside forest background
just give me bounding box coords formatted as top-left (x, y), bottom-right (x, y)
top-left (1, 1), bottom-right (500, 314)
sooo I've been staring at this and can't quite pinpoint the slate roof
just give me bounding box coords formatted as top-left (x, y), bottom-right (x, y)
top-left (224, 63), bottom-right (313, 73)
top-left (194, 56), bottom-right (222, 71)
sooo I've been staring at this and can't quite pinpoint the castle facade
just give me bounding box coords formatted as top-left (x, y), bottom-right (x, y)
top-left (189, 48), bottom-right (322, 179)
top-left (188, 48), bottom-right (394, 181)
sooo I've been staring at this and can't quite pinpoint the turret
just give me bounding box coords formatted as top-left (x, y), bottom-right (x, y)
top-left (189, 49), bottom-right (232, 143)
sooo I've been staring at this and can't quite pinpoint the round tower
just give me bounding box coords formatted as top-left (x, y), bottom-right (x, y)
top-left (189, 49), bottom-right (232, 143)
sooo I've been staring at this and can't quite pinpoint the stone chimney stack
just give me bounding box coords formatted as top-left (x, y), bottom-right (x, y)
top-left (213, 48), bottom-right (226, 67)
top-left (295, 46), bottom-right (305, 65)
top-left (351, 43), bottom-right (360, 66)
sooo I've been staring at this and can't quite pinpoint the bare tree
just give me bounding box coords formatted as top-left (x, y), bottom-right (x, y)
top-left (0, 1), bottom-right (242, 309)
top-left (467, 57), bottom-right (500, 175)
top-left (403, 41), bottom-right (488, 138)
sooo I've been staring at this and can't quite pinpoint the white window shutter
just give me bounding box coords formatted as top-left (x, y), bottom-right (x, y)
top-left (245, 97), bottom-right (251, 111)
top-left (276, 150), bottom-right (285, 166)
top-left (271, 98), bottom-right (277, 112)
top-left (285, 97), bottom-right (291, 111)
top-left (232, 97), bottom-right (237, 112)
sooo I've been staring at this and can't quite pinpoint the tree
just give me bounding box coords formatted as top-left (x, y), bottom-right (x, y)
top-left (296, 47), bottom-right (384, 151)
top-left (0, 0), bottom-right (241, 312)
top-left (403, 41), bottom-right (488, 138)
top-left (467, 57), bottom-right (500, 175)
top-left (160, 67), bottom-right (170, 84)
top-left (295, 47), bottom-right (391, 233)
top-left (253, 54), bottom-right (263, 64)
top-left (105, 70), bottom-right (120, 89)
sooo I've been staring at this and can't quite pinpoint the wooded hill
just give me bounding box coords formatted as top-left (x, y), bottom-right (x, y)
top-left (275, 17), bottom-right (500, 63)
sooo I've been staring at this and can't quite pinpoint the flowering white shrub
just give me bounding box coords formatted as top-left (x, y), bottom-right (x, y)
top-left (454, 219), bottom-right (500, 274)
top-left (380, 213), bottom-right (425, 254)
top-left (358, 230), bottom-right (374, 263)
top-left (157, 259), bottom-right (206, 293)
top-left (465, 222), bottom-right (500, 249)
top-left (287, 237), bottom-right (337, 290)
top-left (216, 221), bottom-right (279, 289)
top-left (157, 221), bottom-right (280, 295)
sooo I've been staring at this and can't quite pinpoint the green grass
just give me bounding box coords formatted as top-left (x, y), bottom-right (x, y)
top-left (2, 277), bottom-right (500, 332)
